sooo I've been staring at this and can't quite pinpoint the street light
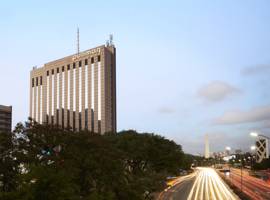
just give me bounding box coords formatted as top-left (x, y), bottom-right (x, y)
top-left (250, 132), bottom-right (270, 140)
top-left (226, 146), bottom-right (231, 151)
top-left (250, 145), bottom-right (256, 170)
top-left (225, 146), bottom-right (232, 184)
top-left (250, 132), bottom-right (258, 137)
top-left (250, 145), bottom-right (256, 151)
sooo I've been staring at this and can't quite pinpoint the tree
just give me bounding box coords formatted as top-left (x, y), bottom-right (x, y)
top-left (0, 122), bottom-right (194, 200)
top-left (253, 158), bottom-right (270, 170)
top-left (0, 131), bottom-right (21, 193)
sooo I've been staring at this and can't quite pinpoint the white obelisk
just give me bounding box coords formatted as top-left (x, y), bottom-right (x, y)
top-left (205, 134), bottom-right (210, 159)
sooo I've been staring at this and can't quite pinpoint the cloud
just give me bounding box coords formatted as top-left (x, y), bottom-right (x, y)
top-left (242, 64), bottom-right (270, 76)
top-left (158, 107), bottom-right (175, 114)
top-left (197, 81), bottom-right (241, 103)
top-left (214, 105), bottom-right (270, 125)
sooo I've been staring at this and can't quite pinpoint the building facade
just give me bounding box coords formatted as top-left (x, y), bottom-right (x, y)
top-left (30, 44), bottom-right (116, 134)
top-left (255, 138), bottom-right (269, 163)
top-left (0, 105), bottom-right (12, 133)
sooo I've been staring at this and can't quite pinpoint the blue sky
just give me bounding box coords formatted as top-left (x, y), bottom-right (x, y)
top-left (1, 0), bottom-right (270, 154)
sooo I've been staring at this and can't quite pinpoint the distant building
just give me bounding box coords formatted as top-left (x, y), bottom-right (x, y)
top-left (255, 138), bottom-right (269, 163)
top-left (235, 149), bottom-right (242, 155)
top-left (30, 43), bottom-right (116, 134)
top-left (205, 134), bottom-right (210, 158)
top-left (0, 105), bottom-right (12, 133)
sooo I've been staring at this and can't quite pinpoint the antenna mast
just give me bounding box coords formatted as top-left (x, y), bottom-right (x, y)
top-left (77, 27), bottom-right (80, 55)
top-left (109, 34), bottom-right (114, 46)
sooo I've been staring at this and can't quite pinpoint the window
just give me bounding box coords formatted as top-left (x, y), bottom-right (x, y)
top-left (36, 77), bottom-right (38, 86)
top-left (62, 66), bottom-right (65, 72)
top-left (73, 111), bottom-right (76, 131)
top-left (52, 69), bottom-right (54, 75)
top-left (32, 78), bottom-right (34, 87)
top-left (40, 76), bottom-right (42, 85)
top-left (47, 70), bottom-right (49, 76)
top-left (67, 64), bottom-right (70, 70)
top-left (85, 109), bottom-right (88, 130)
top-left (79, 113), bottom-right (82, 131)
top-left (85, 59), bottom-right (88, 65)
top-left (73, 63), bottom-right (76, 69)
top-left (91, 57), bottom-right (94, 64)
top-left (79, 61), bottom-right (82, 67)
top-left (98, 55), bottom-right (101, 62)
top-left (62, 108), bottom-right (64, 129)
top-left (67, 110), bottom-right (70, 128)
top-left (57, 68), bottom-right (59, 73)
top-left (56, 110), bottom-right (59, 126)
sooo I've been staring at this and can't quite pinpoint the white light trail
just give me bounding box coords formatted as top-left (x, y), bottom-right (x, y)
top-left (187, 168), bottom-right (238, 200)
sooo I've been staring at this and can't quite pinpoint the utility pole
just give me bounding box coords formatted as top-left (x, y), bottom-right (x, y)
top-left (240, 157), bottom-right (243, 193)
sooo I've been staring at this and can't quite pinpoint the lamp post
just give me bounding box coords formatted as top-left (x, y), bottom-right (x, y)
top-left (225, 146), bottom-right (232, 182)
top-left (250, 145), bottom-right (256, 170)
top-left (239, 158), bottom-right (243, 192)
top-left (232, 159), bottom-right (235, 184)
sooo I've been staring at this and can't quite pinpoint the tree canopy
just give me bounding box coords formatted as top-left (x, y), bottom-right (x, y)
top-left (0, 120), bottom-right (194, 200)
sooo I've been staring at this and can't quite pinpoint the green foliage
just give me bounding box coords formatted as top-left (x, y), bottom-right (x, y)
top-left (253, 158), bottom-right (270, 170)
top-left (0, 131), bottom-right (21, 193)
top-left (0, 122), bottom-right (194, 200)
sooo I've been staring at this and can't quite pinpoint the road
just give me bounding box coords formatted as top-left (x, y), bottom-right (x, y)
top-left (159, 167), bottom-right (239, 200)
top-left (158, 172), bottom-right (196, 200)
top-left (226, 168), bottom-right (270, 200)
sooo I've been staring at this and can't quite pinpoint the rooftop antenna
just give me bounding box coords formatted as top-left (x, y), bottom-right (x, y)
top-left (77, 27), bottom-right (80, 55)
top-left (109, 34), bottom-right (113, 46)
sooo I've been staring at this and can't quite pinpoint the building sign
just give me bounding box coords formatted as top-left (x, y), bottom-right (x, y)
top-left (72, 48), bottom-right (101, 61)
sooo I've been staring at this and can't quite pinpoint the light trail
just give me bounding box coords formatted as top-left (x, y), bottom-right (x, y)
top-left (157, 172), bottom-right (197, 200)
top-left (187, 167), bottom-right (239, 200)
top-left (221, 168), bottom-right (270, 200)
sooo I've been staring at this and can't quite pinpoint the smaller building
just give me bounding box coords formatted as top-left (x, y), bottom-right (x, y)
top-left (255, 138), bottom-right (269, 163)
top-left (0, 105), bottom-right (12, 133)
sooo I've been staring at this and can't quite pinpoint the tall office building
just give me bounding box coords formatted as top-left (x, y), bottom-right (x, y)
top-left (30, 43), bottom-right (116, 134)
top-left (0, 105), bottom-right (12, 133)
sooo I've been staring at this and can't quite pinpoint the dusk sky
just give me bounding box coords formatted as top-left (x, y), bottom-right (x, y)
top-left (1, 0), bottom-right (270, 154)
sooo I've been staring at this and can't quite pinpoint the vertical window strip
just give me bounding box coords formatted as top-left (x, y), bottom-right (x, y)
top-left (40, 86), bottom-right (43, 123)
top-left (91, 64), bottom-right (94, 110)
top-left (32, 87), bottom-right (35, 119)
top-left (98, 62), bottom-right (101, 120)
top-left (62, 73), bottom-right (65, 108)
top-left (46, 76), bottom-right (49, 115)
top-left (73, 68), bottom-right (76, 111)
top-left (79, 67), bottom-right (82, 112)
top-left (57, 73), bottom-right (60, 109)
top-left (85, 65), bottom-right (88, 108)
top-left (67, 71), bottom-right (70, 110)
top-left (36, 86), bottom-right (39, 121)
top-left (51, 75), bottom-right (54, 116)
